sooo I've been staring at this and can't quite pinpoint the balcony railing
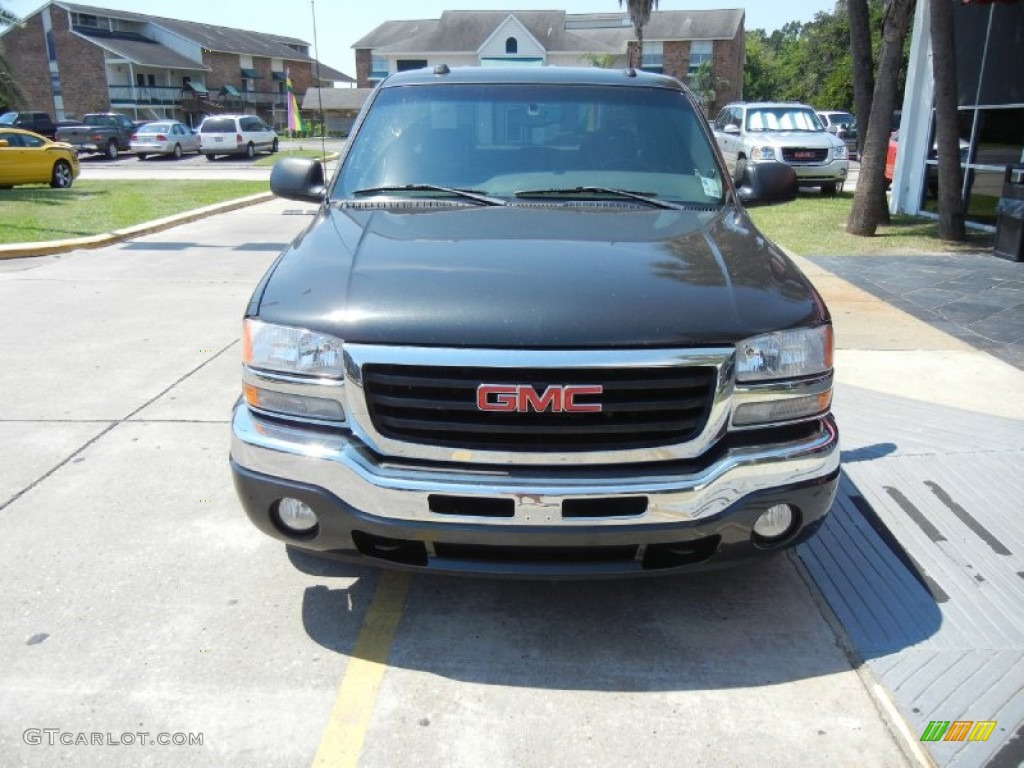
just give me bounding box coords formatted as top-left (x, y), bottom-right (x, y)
top-left (108, 86), bottom-right (286, 109)
top-left (220, 91), bottom-right (287, 108)
top-left (109, 85), bottom-right (184, 105)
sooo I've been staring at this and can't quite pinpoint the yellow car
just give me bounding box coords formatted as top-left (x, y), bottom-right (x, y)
top-left (0, 127), bottom-right (80, 189)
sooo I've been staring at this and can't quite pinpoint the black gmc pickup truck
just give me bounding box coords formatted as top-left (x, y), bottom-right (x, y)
top-left (231, 66), bottom-right (839, 577)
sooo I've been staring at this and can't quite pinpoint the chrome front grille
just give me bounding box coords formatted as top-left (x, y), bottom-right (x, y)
top-left (782, 147), bottom-right (829, 163)
top-left (362, 363), bottom-right (716, 452)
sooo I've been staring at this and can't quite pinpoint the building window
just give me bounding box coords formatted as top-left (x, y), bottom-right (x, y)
top-left (506, 37), bottom-right (518, 54)
top-left (641, 41), bottom-right (663, 73)
top-left (688, 41), bottom-right (713, 76)
top-left (73, 13), bottom-right (98, 27)
top-left (916, 3), bottom-right (1024, 227)
top-left (397, 59), bottom-right (428, 72)
top-left (370, 55), bottom-right (388, 82)
top-left (921, 105), bottom-right (1024, 226)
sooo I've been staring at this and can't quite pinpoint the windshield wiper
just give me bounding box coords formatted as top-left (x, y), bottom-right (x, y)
top-left (514, 186), bottom-right (687, 211)
top-left (352, 184), bottom-right (506, 206)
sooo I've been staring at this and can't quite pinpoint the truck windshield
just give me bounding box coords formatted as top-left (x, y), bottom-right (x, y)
top-left (746, 108), bottom-right (823, 132)
top-left (336, 83), bottom-right (725, 206)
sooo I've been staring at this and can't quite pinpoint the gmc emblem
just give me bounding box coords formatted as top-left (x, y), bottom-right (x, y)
top-left (476, 384), bottom-right (604, 413)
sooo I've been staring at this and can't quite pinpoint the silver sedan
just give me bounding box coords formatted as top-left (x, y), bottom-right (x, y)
top-left (130, 121), bottom-right (200, 160)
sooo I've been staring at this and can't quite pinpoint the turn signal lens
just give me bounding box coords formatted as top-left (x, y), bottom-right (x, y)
top-left (243, 383), bottom-right (344, 422)
top-left (732, 391), bottom-right (832, 427)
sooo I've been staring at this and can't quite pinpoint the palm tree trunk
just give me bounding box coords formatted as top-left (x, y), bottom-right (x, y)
top-left (847, 0), bottom-right (916, 236)
top-left (930, 0), bottom-right (965, 241)
top-left (848, 0), bottom-right (875, 159)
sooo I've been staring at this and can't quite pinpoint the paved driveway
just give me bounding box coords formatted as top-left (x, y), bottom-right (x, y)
top-left (0, 200), bottom-right (912, 767)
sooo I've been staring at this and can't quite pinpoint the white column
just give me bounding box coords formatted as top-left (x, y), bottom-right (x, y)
top-left (890, 0), bottom-right (934, 216)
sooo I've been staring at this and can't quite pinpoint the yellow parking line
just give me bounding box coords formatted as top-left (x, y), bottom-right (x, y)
top-left (312, 571), bottom-right (412, 768)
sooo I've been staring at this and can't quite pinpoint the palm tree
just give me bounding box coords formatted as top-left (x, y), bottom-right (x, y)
top-left (848, 0), bottom-right (874, 160)
top-left (846, 0), bottom-right (916, 237)
top-left (930, 0), bottom-right (965, 241)
top-left (619, 0), bottom-right (660, 69)
top-left (1, 3), bottom-right (23, 109)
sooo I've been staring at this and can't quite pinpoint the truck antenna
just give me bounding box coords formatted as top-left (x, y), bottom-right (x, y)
top-left (311, 0), bottom-right (327, 171)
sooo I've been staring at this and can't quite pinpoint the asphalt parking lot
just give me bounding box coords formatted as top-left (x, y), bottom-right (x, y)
top-left (0, 199), bottom-right (920, 768)
top-left (68, 140), bottom-right (341, 184)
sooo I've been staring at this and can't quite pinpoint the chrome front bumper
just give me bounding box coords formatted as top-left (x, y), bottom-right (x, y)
top-left (232, 403), bottom-right (838, 527)
top-left (790, 158), bottom-right (849, 182)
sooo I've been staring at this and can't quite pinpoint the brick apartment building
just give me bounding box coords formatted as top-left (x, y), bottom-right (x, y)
top-left (0, 1), bottom-right (351, 128)
top-left (352, 9), bottom-right (744, 115)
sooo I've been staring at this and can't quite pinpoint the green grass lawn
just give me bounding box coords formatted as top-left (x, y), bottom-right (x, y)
top-left (0, 180), bottom-right (268, 244)
top-left (748, 191), bottom-right (994, 256)
top-left (253, 149), bottom-right (335, 168)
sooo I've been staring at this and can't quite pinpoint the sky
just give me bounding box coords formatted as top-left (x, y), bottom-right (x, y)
top-left (5, 0), bottom-right (838, 79)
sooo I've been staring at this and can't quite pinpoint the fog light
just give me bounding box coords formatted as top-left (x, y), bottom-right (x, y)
top-left (276, 497), bottom-right (318, 533)
top-left (753, 504), bottom-right (795, 541)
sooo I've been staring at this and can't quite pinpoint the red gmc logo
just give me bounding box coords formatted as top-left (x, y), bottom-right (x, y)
top-left (476, 384), bottom-right (604, 413)
top-left (795, 151), bottom-right (815, 159)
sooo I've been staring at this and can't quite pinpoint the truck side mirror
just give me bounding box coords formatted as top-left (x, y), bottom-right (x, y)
top-left (270, 157), bottom-right (326, 203)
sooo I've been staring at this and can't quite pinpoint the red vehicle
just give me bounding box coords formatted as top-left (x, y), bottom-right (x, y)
top-left (884, 131), bottom-right (899, 185)
top-left (885, 131), bottom-right (969, 193)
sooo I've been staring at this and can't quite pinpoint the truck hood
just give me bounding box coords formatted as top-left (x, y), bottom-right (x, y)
top-left (255, 203), bottom-right (827, 348)
top-left (758, 131), bottom-right (844, 150)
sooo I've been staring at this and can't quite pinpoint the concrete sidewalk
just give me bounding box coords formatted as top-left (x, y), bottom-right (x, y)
top-left (810, 252), bottom-right (1024, 371)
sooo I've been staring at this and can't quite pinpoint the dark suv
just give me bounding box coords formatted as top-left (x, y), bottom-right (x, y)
top-left (0, 111), bottom-right (57, 140)
top-left (231, 66), bottom-right (839, 577)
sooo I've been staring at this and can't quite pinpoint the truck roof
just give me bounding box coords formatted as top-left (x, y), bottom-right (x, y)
top-left (380, 65), bottom-right (687, 92)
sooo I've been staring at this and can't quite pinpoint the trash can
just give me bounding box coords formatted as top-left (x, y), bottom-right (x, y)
top-left (994, 164), bottom-right (1024, 262)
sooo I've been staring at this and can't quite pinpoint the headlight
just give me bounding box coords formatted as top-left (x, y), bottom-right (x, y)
top-left (735, 326), bottom-right (832, 382)
top-left (749, 146), bottom-right (776, 162)
top-left (242, 319), bottom-right (344, 377)
top-left (833, 145), bottom-right (847, 160)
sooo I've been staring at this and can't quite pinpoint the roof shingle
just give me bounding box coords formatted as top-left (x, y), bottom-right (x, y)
top-left (56, 1), bottom-right (351, 77)
top-left (353, 9), bottom-right (745, 53)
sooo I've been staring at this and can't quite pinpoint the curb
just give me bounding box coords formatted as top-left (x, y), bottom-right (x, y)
top-left (0, 190), bottom-right (275, 260)
top-left (789, 551), bottom-right (937, 768)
